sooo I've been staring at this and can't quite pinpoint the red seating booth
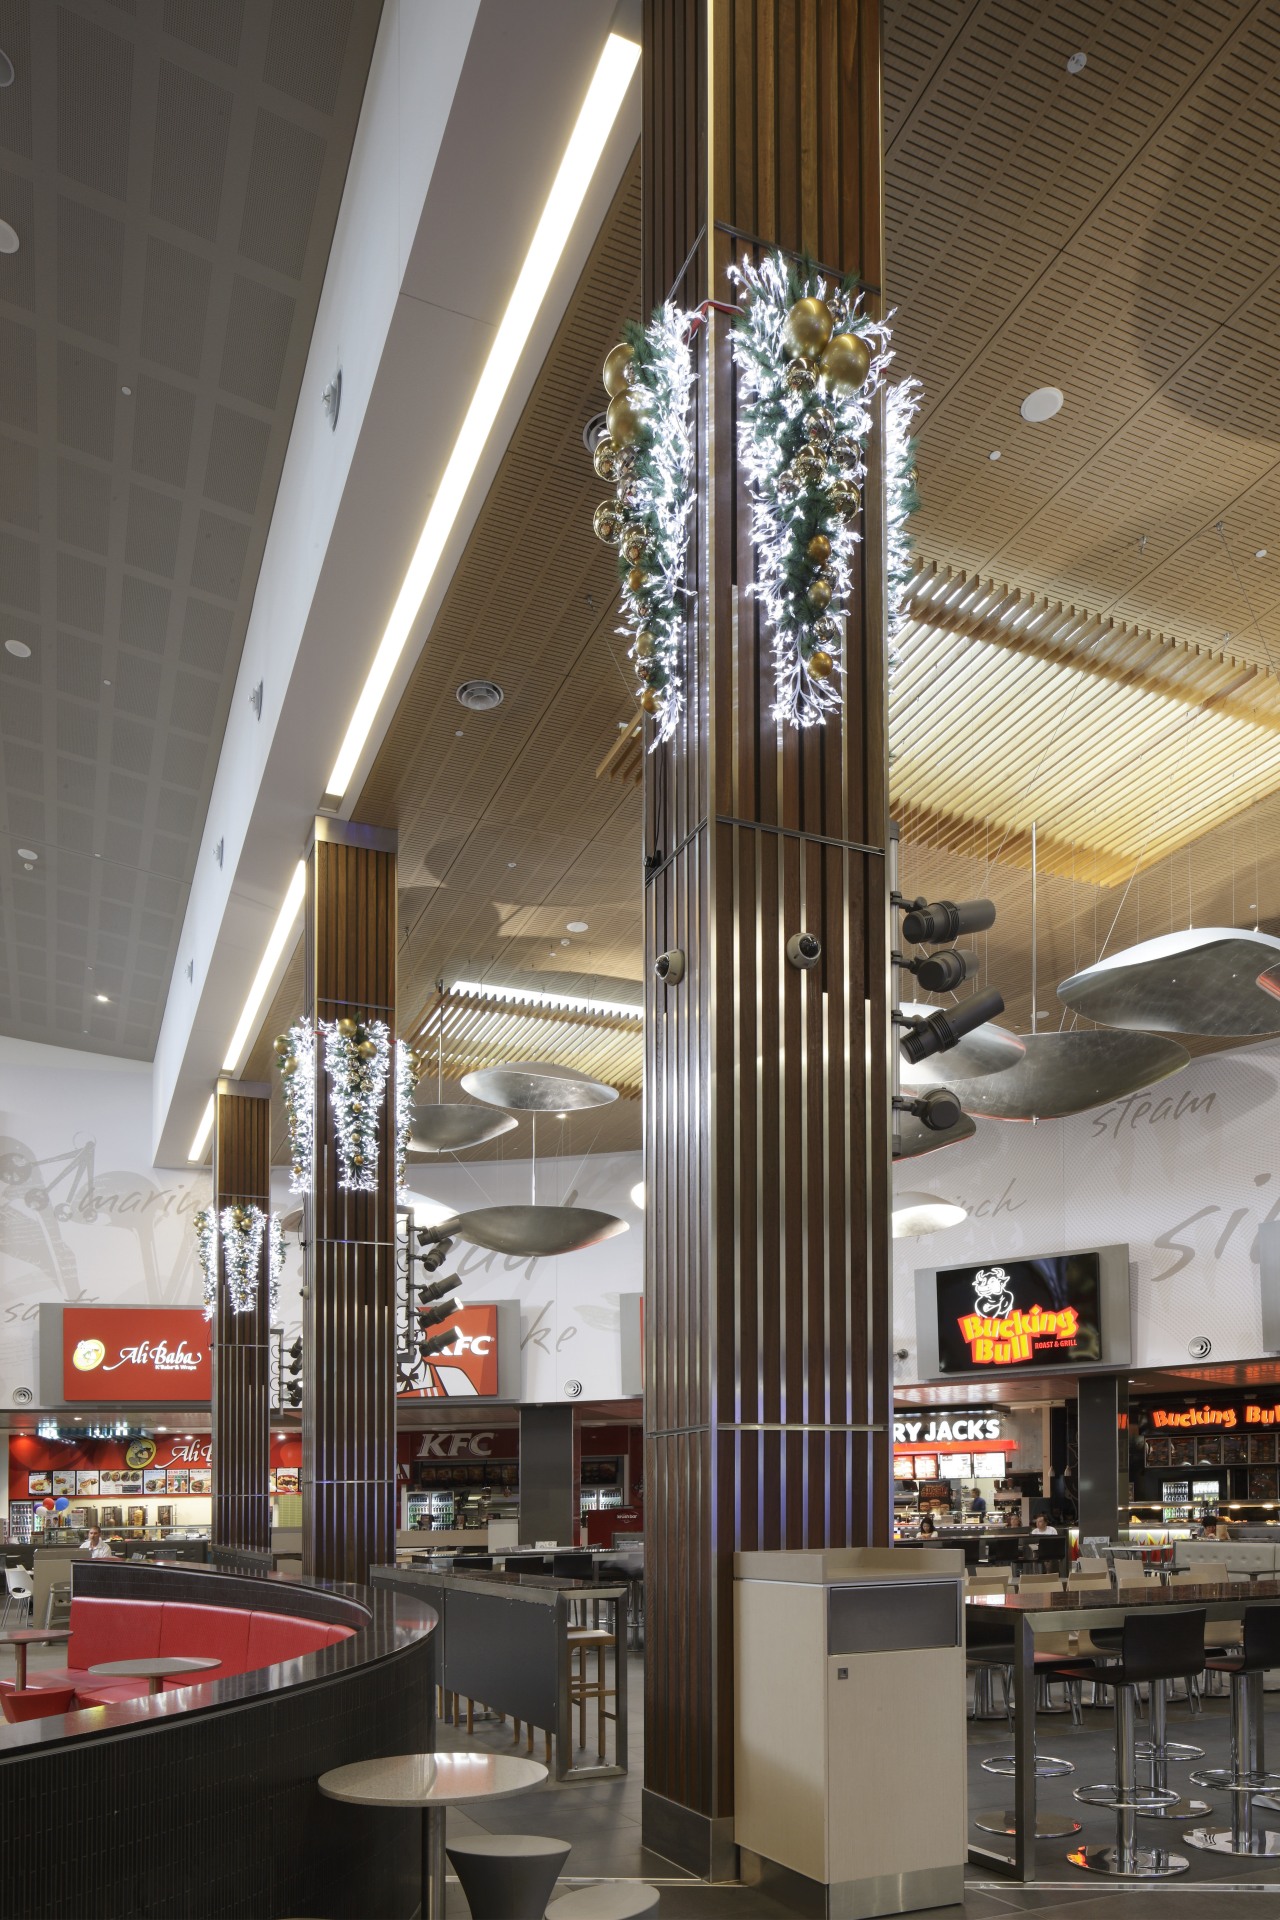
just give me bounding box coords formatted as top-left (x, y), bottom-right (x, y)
top-left (10, 1593), bottom-right (352, 1708)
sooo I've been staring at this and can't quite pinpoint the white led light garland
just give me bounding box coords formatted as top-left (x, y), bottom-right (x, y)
top-left (275, 1019), bottom-right (315, 1194)
top-left (268, 1214), bottom-right (285, 1326)
top-left (321, 1017), bottom-right (391, 1192)
top-left (219, 1203), bottom-right (265, 1315)
top-left (885, 376), bottom-right (923, 681)
top-left (194, 1207), bottom-right (218, 1322)
top-left (728, 252), bottom-right (892, 727)
top-left (394, 1039), bottom-right (413, 1196)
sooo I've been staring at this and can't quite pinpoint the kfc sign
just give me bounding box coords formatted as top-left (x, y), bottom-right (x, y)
top-left (62, 1309), bottom-right (212, 1402)
top-left (398, 1304), bottom-right (500, 1399)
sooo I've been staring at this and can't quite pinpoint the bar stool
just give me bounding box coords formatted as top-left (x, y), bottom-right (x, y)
top-left (1184, 1603), bottom-right (1280, 1855)
top-left (445, 1835), bottom-right (571, 1919)
top-left (568, 1625), bottom-right (614, 1756)
top-left (1043, 1607), bottom-right (1206, 1878)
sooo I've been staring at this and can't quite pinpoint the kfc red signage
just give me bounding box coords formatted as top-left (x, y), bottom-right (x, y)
top-left (399, 1304), bottom-right (500, 1399)
top-left (62, 1308), bottom-right (211, 1402)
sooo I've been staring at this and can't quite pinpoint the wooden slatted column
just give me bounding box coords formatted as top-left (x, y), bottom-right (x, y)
top-left (211, 1077), bottom-right (271, 1554)
top-left (640, 0), bottom-right (890, 1877)
top-left (302, 816), bottom-right (399, 1584)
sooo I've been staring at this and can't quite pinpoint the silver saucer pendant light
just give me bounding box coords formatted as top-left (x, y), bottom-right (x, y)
top-left (408, 1002), bottom-right (518, 1156)
top-left (461, 1059), bottom-right (619, 1111)
top-left (891, 1191), bottom-right (968, 1237)
top-left (1058, 927), bottom-right (1280, 1037)
top-left (953, 824), bottom-right (1189, 1121)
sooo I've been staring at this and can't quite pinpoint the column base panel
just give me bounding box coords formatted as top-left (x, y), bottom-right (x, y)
top-left (739, 1849), bottom-right (964, 1919)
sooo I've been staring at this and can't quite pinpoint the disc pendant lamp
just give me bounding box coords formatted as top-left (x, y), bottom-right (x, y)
top-left (462, 1059), bottom-right (618, 1111)
top-left (955, 1029), bottom-right (1190, 1122)
top-left (408, 1004), bottom-right (518, 1154)
top-left (1058, 928), bottom-right (1280, 1037)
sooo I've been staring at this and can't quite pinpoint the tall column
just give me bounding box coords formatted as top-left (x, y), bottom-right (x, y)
top-left (303, 817), bottom-right (399, 1584)
top-left (518, 1406), bottom-right (580, 1546)
top-left (641, 0), bottom-right (890, 1877)
top-left (211, 1077), bottom-right (272, 1554)
top-left (1077, 1375), bottom-right (1129, 1540)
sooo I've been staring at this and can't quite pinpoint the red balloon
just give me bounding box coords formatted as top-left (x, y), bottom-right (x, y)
top-left (41, 1497), bottom-right (55, 1510)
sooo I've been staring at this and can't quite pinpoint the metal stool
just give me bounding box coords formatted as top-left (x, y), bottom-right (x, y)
top-left (446, 1835), bottom-right (570, 1920)
top-left (43, 1582), bottom-right (71, 1629)
top-left (1044, 1607), bottom-right (1206, 1877)
top-left (1186, 1603), bottom-right (1280, 1855)
top-left (980, 1655), bottom-right (1081, 1779)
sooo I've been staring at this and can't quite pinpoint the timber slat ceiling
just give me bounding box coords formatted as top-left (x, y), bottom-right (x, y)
top-left (891, 563), bottom-right (1280, 884)
top-left (408, 984), bottom-right (642, 1102)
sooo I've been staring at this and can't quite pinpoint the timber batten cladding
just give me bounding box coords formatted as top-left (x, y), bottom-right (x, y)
top-left (640, 0), bottom-right (891, 1861)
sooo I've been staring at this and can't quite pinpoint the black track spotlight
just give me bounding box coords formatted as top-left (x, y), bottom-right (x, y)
top-left (420, 1238), bottom-right (454, 1273)
top-left (895, 1086), bottom-right (964, 1132)
top-left (420, 1329), bottom-right (457, 1360)
top-left (911, 947), bottom-right (977, 994)
top-left (900, 897), bottom-right (996, 945)
top-left (416, 1273), bottom-right (462, 1307)
top-left (416, 1298), bottom-right (460, 1334)
top-left (899, 989), bottom-right (1005, 1067)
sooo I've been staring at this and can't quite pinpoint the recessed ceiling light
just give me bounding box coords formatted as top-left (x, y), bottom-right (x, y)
top-left (1065, 50), bottom-right (1087, 74)
top-left (1020, 386), bottom-right (1064, 423)
top-left (566, 920), bottom-right (588, 933)
top-left (95, 994), bottom-right (109, 1004)
top-left (0, 219), bottom-right (18, 255)
top-left (0, 49), bottom-right (14, 87)
top-left (507, 860), bottom-right (518, 869)
top-left (4, 638), bottom-right (30, 657)
top-left (454, 728), bottom-right (464, 737)
top-left (23, 863), bottom-right (33, 871)
top-left (1256, 548), bottom-right (1268, 560)
top-left (988, 449), bottom-right (1001, 461)
top-left (560, 937), bottom-right (570, 947)
top-left (120, 385), bottom-right (131, 397)
top-left (17, 848), bottom-right (36, 861)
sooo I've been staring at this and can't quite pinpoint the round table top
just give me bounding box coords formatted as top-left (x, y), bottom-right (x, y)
top-left (87, 1656), bottom-right (222, 1678)
top-left (0, 1628), bottom-right (70, 1646)
top-left (318, 1752), bottom-right (547, 1809)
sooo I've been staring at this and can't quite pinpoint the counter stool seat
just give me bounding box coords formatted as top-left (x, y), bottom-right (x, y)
top-left (1186, 1604), bottom-right (1280, 1856)
top-left (446, 1834), bottom-right (571, 1920)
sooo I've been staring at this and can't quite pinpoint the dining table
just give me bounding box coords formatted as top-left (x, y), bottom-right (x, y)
top-left (965, 1574), bottom-right (1280, 1882)
top-left (0, 1627), bottom-right (70, 1691)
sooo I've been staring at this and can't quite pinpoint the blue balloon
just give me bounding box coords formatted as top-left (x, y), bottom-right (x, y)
top-left (54, 1496), bottom-right (69, 1512)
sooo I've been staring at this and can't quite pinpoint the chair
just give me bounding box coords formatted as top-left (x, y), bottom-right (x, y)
top-left (2, 1565), bottom-right (33, 1626)
top-left (1073, 1557), bottom-right (1108, 1576)
top-left (1114, 1562), bottom-right (1151, 1588)
top-left (1017, 1574), bottom-right (1064, 1591)
top-left (1044, 1607), bottom-right (1207, 1878)
top-left (1187, 1603), bottom-right (1280, 1858)
top-left (44, 1580), bottom-right (71, 1629)
top-left (446, 1835), bottom-right (571, 1920)
top-left (1, 1685), bottom-right (76, 1723)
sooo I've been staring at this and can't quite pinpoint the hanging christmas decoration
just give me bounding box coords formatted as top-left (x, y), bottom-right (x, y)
top-left (394, 1039), bottom-right (413, 1195)
top-left (194, 1208), bottom-right (218, 1323)
top-left (268, 1214), bottom-right (286, 1326)
top-left (885, 376), bottom-right (923, 680)
top-left (591, 303), bottom-right (696, 740)
top-left (728, 252), bottom-right (892, 726)
top-left (274, 1019), bottom-right (315, 1194)
top-left (321, 1017), bottom-right (391, 1192)
top-left (218, 1203), bottom-right (265, 1316)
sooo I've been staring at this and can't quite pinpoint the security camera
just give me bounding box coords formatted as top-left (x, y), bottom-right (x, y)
top-left (899, 988), bottom-right (1005, 1067)
top-left (654, 948), bottom-right (686, 985)
top-left (786, 931), bottom-right (822, 970)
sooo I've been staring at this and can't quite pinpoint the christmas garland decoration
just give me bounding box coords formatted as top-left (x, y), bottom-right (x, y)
top-left (591, 303), bottom-right (695, 741)
top-left (268, 1213), bottom-right (285, 1326)
top-left (194, 1207), bottom-right (218, 1323)
top-left (728, 252), bottom-right (892, 726)
top-left (885, 376), bottom-right (923, 680)
top-left (219, 1203), bottom-right (265, 1316)
top-left (321, 1017), bottom-right (391, 1192)
top-left (274, 1019), bottom-right (315, 1194)
top-left (394, 1039), bottom-right (413, 1196)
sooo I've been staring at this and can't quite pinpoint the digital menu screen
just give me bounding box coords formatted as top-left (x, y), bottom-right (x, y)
top-left (972, 1451), bottom-right (1007, 1476)
top-left (939, 1453), bottom-right (971, 1478)
top-left (892, 1455), bottom-right (915, 1481)
top-left (933, 1253), bottom-right (1102, 1374)
top-left (912, 1453), bottom-right (938, 1480)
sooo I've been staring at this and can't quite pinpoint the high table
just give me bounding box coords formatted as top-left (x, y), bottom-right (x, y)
top-left (319, 1751), bottom-right (547, 1920)
top-left (966, 1575), bottom-right (1280, 1882)
top-left (86, 1654), bottom-right (221, 1696)
top-left (0, 1628), bottom-right (69, 1691)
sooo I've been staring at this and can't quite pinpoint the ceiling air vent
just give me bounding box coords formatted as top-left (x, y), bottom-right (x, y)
top-left (11, 1387), bottom-right (32, 1407)
top-left (456, 680), bottom-right (504, 713)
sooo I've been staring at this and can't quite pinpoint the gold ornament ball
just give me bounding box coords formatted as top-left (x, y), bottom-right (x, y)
top-left (784, 360), bottom-right (817, 395)
top-left (592, 434), bottom-right (619, 482)
top-left (635, 630), bottom-right (656, 659)
top-left (636, 658), bottom-right (652, 681)
top-left (273, 1033), bottom-right (290, 1054)
top-left (621, 528), bottom-right (651, 566)
top-left (828, 477), bottom-right (862, 519)
top-left (782, 297), bottom-right (835, 362)
top-left (356, 1039), bottom-right (378, 1059)
top-left (593, 500), bottom-right (624, 544)
top-left (606, 391), bottom-right (645, 448)
top-left (819, 331), bottom-right (871, 393)
top-left (639, 687), bottom-right (660, 714)
top-left (283, 1054), bottom-right (298, 1076)
top-left (807, 534), bottom-right (831, 565)
top-left (627, 565), bottom-right (647, 595)
top-left (337, 1017), bottom-right (358, 1036)
top-left (812, 614), bottom-right (841, 650)
top-left (808, 649), bottom-right (835, 680)
top-left (807, 577), bottom-right (832, 612)
top-left (602, 341), bottom-right (635, 397)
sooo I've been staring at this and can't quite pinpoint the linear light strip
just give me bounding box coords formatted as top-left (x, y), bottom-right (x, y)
top-left (187, 1095), bottom-right (215, 1165)
top-left (221, 860), bottom-right (307, 1075)
top-left (324, 29), bottom-right (641, 801)
top-left (447, 979), bottom-right (643, 1021)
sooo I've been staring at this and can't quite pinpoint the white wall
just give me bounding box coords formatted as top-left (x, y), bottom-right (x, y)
top-left (893, 1037), bottom-right (1280, 1379)
top-left (406, 1151), bottom-right (642, 1403)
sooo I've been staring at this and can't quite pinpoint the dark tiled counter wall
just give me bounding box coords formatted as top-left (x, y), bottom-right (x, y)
top-left (0, 1561), bottom-right (437, 1919)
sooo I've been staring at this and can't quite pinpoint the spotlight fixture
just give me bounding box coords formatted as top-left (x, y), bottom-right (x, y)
top-left (420, 1330), bottom-right (458, 1360)
top-left (420, 1238), bottom-right (454, 1273)
top-left (417, 1296), bottom-right (460, 1337)
top-left (899, 989), bottom-right (1006, 1067)
top-left (417, 1273), bottom-right (461, 1306)
top-left (905, 947), bottom-right (977, 994)
top-left (899, 897), bottom-right (995, 945)
top-left (283, 1335), bottom-right (303, 1408)
top-left (895, 1087), bottom-right (963, 1132)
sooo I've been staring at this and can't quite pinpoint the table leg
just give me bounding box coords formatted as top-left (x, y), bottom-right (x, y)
top-left (14, 1645), bottom-right (27, 1691)
top-left (1013, 1612), bottom-right (1036, 1880)
top-left (422, 1805), bottom-right (445, 1920)
top-left (148, 1676), bottom-right (164, 1697)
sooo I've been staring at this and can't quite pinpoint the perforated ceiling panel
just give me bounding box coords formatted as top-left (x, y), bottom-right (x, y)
top-left (0, 0), bottom-right (380, 1058)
